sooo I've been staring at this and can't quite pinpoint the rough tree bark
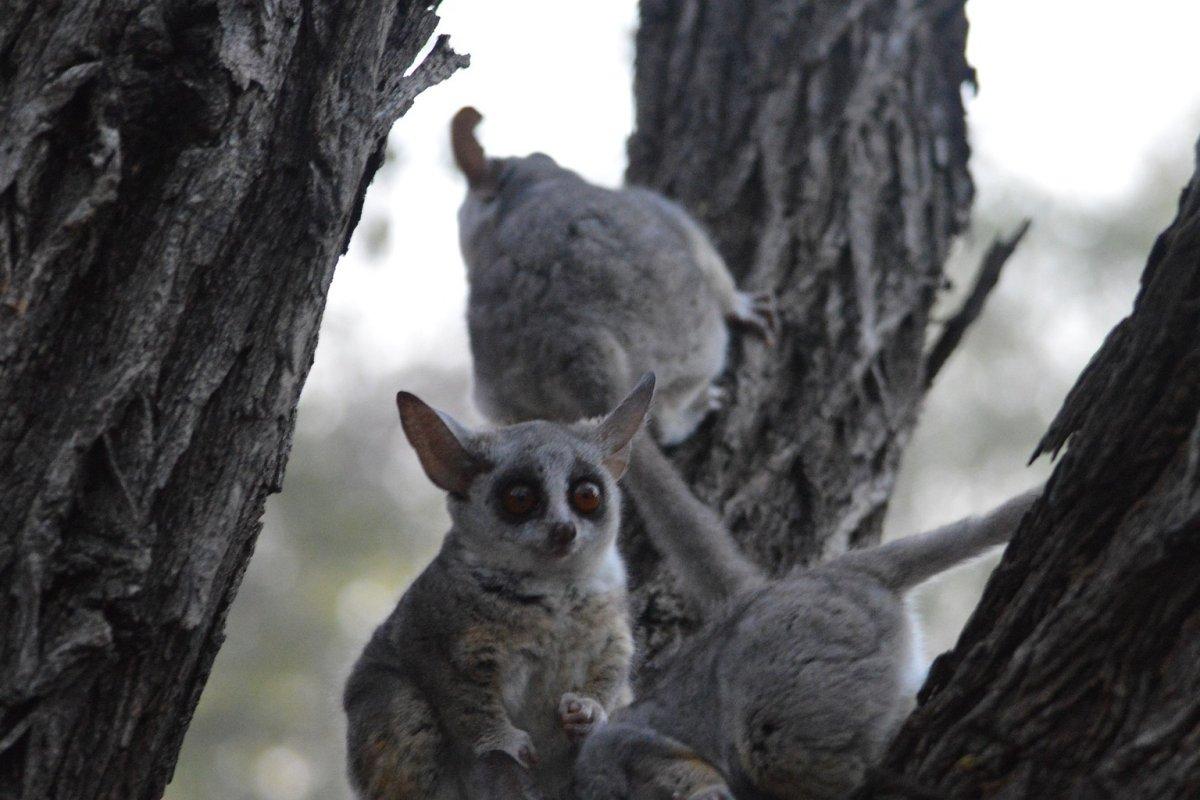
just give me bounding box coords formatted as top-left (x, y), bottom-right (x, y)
top-left (0, 3), bottom-right (464, 799)
top-left (855, 144), bottom-right (1200, 799)
top-left (624, 0), bottom-right (979, 664)
top-left (628, 2), bottom-right (1200, 795)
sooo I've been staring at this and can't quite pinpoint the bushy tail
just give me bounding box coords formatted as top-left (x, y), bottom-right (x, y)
top-left (625, 435), bottom-right (764, 609)
top-left (832, 485), bottom-right (1043, 592)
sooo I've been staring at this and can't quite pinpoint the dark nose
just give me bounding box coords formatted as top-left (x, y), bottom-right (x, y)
top-left (548, 522), bottom-right (577, 549)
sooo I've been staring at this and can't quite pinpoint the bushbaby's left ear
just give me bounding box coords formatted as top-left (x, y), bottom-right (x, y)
top-left (396, 391), bottom-right (488, 497)
top-left (594, 373), bottom-right (655, 479)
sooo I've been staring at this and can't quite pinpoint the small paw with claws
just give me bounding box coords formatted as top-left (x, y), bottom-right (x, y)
top-left (477, 726), bottom-right (539, 770)
top-left (559, 692), bottom-right (608, 743)
top-left (728, 290), bottom-right (780, 346)
top-left (706, 384), bottom-right (728, 412)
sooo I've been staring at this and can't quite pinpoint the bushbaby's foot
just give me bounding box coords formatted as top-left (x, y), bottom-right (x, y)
top-left (728, 290), bottom-right (779, 346)
top-left (706, 384), bottom-right (728, 412)
top-left (675, 786), bottom-right (735, 800)
top-left (468, 751), bottom-right (546, 800)
top-left (559, 692), bottom-right (608, 744)
top-left (476, 726), bottom-right (539, 769)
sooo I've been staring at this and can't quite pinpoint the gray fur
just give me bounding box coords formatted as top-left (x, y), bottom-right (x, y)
top-left (453, 108), bottom-right (774, 443)
top-left (834, 486), bottom-right (1043, 592)
top-left (344, 385), bottom-right (654, 800)
top-left (575, 480), bottom-right (1042, 799)
top-left (625, 435), bottom-right (764, 610)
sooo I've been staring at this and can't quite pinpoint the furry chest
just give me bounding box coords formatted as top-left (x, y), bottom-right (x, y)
top-left (500, 626), bottom-right (593, 729)
top-left (499, 625), bottom-right (603, 800)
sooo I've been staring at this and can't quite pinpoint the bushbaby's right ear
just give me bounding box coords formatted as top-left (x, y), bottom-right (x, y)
top-left (396, 392), bottom-right (488, 496)
top-left (594, 373), bottom-right (656, 480)
top-left (451, 106), bottom-right (495, 190)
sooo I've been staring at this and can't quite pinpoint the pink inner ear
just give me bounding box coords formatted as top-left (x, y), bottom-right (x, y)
top-left (596, 373), bottom-right (656, 456)
top-left (396, 391), bottom-right (483, 496)
top-left (603, 445), bottom-right (632, 481)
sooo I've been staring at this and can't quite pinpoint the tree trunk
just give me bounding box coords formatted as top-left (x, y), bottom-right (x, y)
top-left (855, 145), bottom-right (1200, 799)
top-left (0, 3), bottom-right (464, 799)
top-left (624, 0), bottom-right (977, 665)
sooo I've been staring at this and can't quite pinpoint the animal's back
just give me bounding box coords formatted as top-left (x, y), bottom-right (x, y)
top-left (467, 174), bottom-right (728, 422)
top-left (625, 572), bottom-right (913, 800)
top-left (723, 571), bottom-right (911, 798)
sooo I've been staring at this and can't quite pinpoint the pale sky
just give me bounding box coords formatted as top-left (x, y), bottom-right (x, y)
top-left (305, 0), bottom-right (1200, 410)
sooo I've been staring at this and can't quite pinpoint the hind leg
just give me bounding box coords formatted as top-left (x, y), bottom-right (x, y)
top-left (632, 738), bottom-right (731, 800)
top-left (465, 752), bottom-right (546, 800)
top-left (345, 673), bottom-right (449, 799)
top-left (734, 731), bottom-right (867, 800)
top-left (733, 694), bottom-right (883, 799)
top-left (655, 377), bottom-right (722, 445)
top-left (577, 723), bottom-right (730, 800)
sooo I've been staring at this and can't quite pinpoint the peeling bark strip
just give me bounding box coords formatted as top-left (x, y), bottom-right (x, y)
top-left (0, 3), bottom-right (464, 798)
top-left (860, 146), bottom-right (1200, 799)
top-left (625, 0), bottom-right (977, 665)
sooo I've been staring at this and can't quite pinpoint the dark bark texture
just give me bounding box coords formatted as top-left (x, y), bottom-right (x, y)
top-left (0, 3), bottom-right (463, 799)
top-left (624, 0), bottom-right (977, 665)
top-left (856, 144), bottom-right (1200, 800)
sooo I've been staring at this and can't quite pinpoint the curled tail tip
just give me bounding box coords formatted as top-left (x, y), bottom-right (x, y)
top-left (452, 105), bottom-right (483, 131)
top-left (451, 106), bottom-right (491, 187)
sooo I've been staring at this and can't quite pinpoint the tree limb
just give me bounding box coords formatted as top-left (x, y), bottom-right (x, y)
top-left (924, 219), bottom-right (1031, 387)
top-left (626, 0), bottom-right (975, 668)
top-left (0, 2), bottom-right (462, 797)
top-left (858, 137), bottom-right (1200, 800)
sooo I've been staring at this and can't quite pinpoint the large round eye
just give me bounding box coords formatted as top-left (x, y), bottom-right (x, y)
top-left (570, 480), bottom-right (603, 515)
top-left (500, 484), bottom-right (538, 518)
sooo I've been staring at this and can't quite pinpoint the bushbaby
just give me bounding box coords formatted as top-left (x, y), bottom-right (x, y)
top-left (343, 375), bottom-right (656, 799)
